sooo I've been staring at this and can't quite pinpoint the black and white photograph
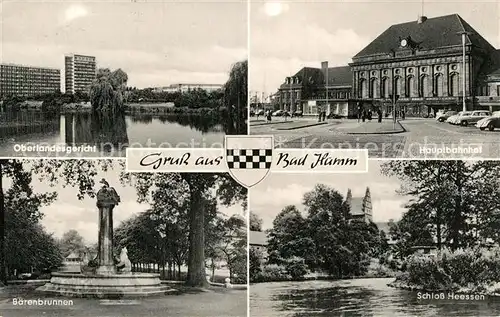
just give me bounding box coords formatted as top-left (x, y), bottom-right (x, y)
top-left (0, 1), bottom-right (248, 158)
top-left (249, 1), bottom-right (500, 158)
top-left (249, 160), bottom-right (500, 316)
top-left (0, 159), bottom-right (247, 317)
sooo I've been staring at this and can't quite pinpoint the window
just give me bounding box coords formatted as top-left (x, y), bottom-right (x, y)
top-left (435, 74), bottom-right (444, 96)
top-left (420, 76), bottom-right (429, 97)
top-left (449, 73), bottom-right (459, 97)
top-left (394, 77), bottom-right (402, 97)
top-left (360, 79), bottom-right (367, 98)
top-left (407, 76), bottom-right (415, 97)
top-left (369, 79), bottom-right (376, 98)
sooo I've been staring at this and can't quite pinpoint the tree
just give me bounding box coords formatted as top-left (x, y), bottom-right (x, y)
top-left (120, 172), bottom-right (246, 287)
top-left (381, 160), bottom-right (500, 250)
top-left (223, 60), bottom-right (247, 134)
top-left (266, 184), bottom-right (380, 279)
top-left (267, 205), bottom-right (314, 265)
top-left (206, 215), bottom-right (246, 282)
top-left (250, 211), bottom-right (263, 231)
top-left (58, 230), bottom-right (86, 258)
top-left (0, 159), bottom-right (114, 284)
top-left (90, 68), bottom-right (128, 113)
top-left (249, 247), bottom-right (263, 282)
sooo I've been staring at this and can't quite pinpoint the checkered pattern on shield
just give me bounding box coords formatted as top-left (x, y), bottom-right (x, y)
top-left (226, 149), bottom-right (272, 169)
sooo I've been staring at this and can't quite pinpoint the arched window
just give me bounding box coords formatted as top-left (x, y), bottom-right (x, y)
top-left (449, 73), bottom-right (459, 97)
top-left (369, 78), bottom-right (377, 98)
top-left (394, 77), bottom-right (402, 97)
top-left (435, 74), bottom-right (444, 96)
top-left (407, 76), bottom-right (415, 97)
top-left (381, 78), bottom-right (389, 98)
top-left (359, 79), bottom-right (367, 98)
top-left (419, 75), bottom-right (429, 97)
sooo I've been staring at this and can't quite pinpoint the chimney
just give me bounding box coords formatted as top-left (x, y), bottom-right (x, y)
top-left (417, 15), bottom-right (427, 24)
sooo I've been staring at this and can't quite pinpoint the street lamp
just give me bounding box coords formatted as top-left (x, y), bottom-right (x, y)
top-left (458, 31), bottom-right (472, 112)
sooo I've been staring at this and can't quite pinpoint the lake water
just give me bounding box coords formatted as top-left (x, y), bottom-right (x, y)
top-left (250, 278), bottom-right (500, 317)
top-left (0, 112), bottom-right (226, 157)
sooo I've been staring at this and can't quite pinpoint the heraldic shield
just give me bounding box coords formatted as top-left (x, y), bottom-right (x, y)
top-left (225, 136), bottom-right (273, 187)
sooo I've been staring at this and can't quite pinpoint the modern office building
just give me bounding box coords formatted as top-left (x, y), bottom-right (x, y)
top-left (65, 54), bottom-right (97, 94)
top-left (153, 83), bottom-right (223, 94)
top-left (0, 63), bottom-right (60, 98)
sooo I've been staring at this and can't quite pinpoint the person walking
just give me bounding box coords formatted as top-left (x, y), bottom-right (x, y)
top-left (377, 108), bottom-right (383, 123)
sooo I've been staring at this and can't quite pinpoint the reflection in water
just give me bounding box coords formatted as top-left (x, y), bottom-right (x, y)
top-left (130, 113), bottom-right (224, 134)
top-left (0, 110), bottom-right (226, 156)
top-left (64, 112), bottom-right (129, 152)
top-left (250, 278), bottom-right (500, 317)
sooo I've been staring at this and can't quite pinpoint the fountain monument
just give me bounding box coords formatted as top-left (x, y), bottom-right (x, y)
top-left (37, 179), bottom-right (174, 297)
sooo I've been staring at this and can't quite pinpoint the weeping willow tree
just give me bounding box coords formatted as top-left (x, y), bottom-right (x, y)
top-left (90, 68), bottom-right (128, 113)
top-left (223, 60), bottom-right (247, 135)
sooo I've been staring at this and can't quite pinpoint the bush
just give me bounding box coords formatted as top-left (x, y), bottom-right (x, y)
top-left (404, 247), bottom-right (500, 291)
top-left (253, 264), bottom-right (290, 282)
top-left (285, 257), bottom-right (307, 280)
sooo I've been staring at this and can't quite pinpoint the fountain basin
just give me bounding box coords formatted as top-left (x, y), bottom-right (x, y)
top-left (36, 272), bottom-right (176, 298)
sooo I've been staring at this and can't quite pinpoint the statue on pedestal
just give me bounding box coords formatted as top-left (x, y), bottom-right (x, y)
top-left (95, 178), bottom-right (121, 275)
top-left (116, 247), bottom-right (132, 273)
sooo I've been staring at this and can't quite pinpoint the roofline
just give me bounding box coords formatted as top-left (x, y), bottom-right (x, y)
top-left (64, 54), bottom-right (96, 59)
top-left (0, 62), bottom-right (61, 71)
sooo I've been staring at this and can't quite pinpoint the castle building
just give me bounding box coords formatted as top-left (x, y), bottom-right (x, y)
top-left (346, 187), bottom-right (373, 223)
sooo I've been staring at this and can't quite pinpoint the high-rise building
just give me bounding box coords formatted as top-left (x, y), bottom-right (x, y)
top-left (0, 63), bottom-right (61, 98)
top-left (65, 54), bottom-right (96, 94)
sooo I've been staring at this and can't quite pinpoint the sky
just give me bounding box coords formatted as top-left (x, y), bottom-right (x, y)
top-left (250, 0), bottom-right (500, 97)
top-left (250, 160), bottom-right (409, 230)
top-left (4, 160), bottom-right (244, 245)
top-left (0, 0), bottom-right (247, 89)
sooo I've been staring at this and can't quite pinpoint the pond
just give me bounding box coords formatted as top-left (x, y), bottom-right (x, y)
top-left (0, 111), bottom-right (228, 157)
top-left (250, 278), bottom-right (500, 317)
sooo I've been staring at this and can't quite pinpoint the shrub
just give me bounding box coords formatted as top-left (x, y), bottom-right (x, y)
top-left (404, 246), bottom-right (500, 291)
top-left (253, 264), bottom-right (289, 282)
top-left (285, 257), bottom-right (307, 280)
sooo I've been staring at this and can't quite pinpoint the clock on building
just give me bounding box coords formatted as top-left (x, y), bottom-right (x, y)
top-left (400, 39), bottom-right (408, 47)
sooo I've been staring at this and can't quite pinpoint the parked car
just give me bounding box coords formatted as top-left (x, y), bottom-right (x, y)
top-left (436, 110), bottom-right (457, 122)
top-left (249, 110), bottom-right (255, 117)
top-left (272, 110), bottom-right (284, 116)
top-left (256, 109), bottom-right (265, 116)
top-left (447, 111), bottom-right (471, 124)
top-left (476, 111), bottom-right (500, 131)
top-left (456, 110), bottom-right (491, 126)
top-left (292, 110), bottom-right (303, 117)
top-left (327, 112), bottom-right (342, 119)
